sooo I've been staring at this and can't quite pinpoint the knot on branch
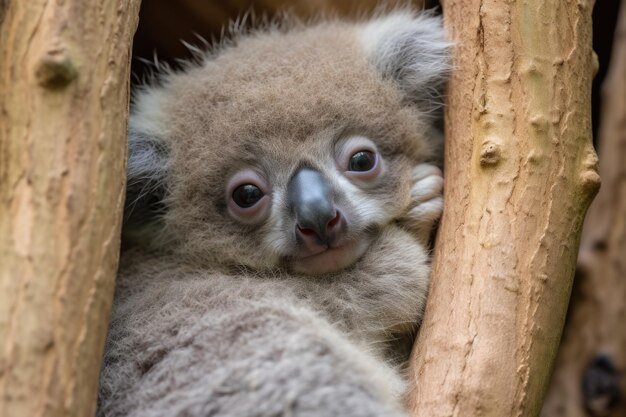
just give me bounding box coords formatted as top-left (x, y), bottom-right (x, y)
top-left (36, 47), bottom-right (78, 89)
top-left (580, 153), bottom-right (601, 197)
top-left (479, 140), bottom-right (502, 167)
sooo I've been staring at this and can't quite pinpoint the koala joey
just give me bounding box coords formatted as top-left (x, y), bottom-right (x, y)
top-left (98, 10), bottom-right (450, 417)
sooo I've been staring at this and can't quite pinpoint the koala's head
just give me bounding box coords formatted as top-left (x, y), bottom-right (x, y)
top-left (126, 11), bottom-right (450, 275)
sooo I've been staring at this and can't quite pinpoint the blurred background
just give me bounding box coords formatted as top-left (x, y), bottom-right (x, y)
top-left (130, 1), bottom-right (625, 416)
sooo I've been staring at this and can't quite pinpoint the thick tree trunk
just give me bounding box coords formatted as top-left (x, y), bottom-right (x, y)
top-left (407, 1), bottom-right (600, 416)
top-left (0, 1), bottom-right (140, 417)
top-left (542, 2), bottom-right (626, 416)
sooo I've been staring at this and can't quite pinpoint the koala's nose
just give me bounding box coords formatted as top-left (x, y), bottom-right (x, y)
top-left (296, 210), bottom-right (345, 250)
top-left (288, 168), bottom-right (345, 246)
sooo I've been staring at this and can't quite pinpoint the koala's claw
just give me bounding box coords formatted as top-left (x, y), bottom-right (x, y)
top-left (404, 164), bottom-right (444, 243)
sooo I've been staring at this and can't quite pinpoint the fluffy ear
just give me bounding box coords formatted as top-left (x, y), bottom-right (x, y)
top-left (360, 11), bottom-right (452, 117)
top-left (124, 88), bottom-right (170, 228)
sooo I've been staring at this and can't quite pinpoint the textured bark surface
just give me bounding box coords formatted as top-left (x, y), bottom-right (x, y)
top-left (0, 1), bottom-right (140, 417)
top-left (542, 2), bottom-right (626, 416)
top-left (407, 0), bottom-right (600, 416)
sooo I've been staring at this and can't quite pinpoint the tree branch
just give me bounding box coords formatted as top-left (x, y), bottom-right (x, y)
top-left (0, 1), bottom-right (140, 416)
top-left (407, 0), bottom-right (599, 415)
top-left (542, 2), bottom-right (626, 416)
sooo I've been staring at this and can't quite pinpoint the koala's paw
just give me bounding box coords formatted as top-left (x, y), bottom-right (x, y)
top-left (403, 163), bottom-right (443, 243)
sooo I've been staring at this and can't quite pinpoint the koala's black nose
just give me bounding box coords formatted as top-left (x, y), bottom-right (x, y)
top-left (288, 168), bottom-right (342, 246)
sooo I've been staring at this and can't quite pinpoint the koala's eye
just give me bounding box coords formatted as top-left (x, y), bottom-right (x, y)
top-left (232, 184), bottom-right (264, 208)
top-left (348, 151), bottom-right (376, 172)
top-left (226, 169), bottom-right (271, 224)
top-left (336, 136), bottom-right (384, 184)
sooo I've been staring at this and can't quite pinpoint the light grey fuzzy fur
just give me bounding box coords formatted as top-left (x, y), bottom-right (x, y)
top-left (361, 11), bottom-right (452, 117)
top-left (99, 227), bottom-right (428, 417)
top-left (99, 9), bottom-right (450, 417)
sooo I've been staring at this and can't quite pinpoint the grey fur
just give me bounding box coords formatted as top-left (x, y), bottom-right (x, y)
top-left (99, 10), bottom-right (450, 417)
top-left (361, 11), bottom-right (452, 117)
top-left (99, 227), bottom-right (427, 417)
top-left (124, 131), bottom-right (168, 226)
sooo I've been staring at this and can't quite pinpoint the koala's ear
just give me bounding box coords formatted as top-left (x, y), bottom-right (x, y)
top-left (124, 89), bottom-right (170, 227)
top-left (361, 11), bottom-right (452, 116)
top-left (125, 128), bottom-right (169, 225)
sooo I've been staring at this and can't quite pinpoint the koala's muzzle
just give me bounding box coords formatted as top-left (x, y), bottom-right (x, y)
top-left (288, 168), bottom-right (345, 248)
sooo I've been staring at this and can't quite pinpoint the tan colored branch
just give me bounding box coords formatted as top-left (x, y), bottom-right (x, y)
top-left (542, 2), bottom-right (626, 416)
top-left (0, 1), bottom-right (140, 417)
top-left (407, 0), bottom-right (599, 416)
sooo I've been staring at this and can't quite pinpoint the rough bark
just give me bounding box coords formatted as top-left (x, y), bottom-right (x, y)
top-left (407, 1), bottom-right (600, 416)
top-left (0, 1), bottom-right (140, 417)
top-left (542, 2), bottom-right (626, 416)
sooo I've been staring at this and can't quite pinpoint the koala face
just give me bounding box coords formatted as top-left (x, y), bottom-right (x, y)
top-left (126, 12), bottom-right (450, 274)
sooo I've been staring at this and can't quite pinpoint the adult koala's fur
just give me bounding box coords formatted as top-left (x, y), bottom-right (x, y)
top-left (98, 10), bottom-right (450, 417)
